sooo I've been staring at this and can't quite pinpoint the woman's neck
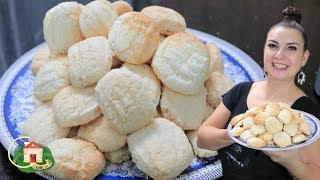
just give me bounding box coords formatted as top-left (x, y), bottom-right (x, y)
top-left (247, 79), bottom-right (304, 108)
top-left (262, 78), bottom-right (302, 102)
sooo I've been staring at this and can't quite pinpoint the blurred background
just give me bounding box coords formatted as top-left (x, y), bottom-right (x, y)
top-left (0, 0), bottom-right (319, 179)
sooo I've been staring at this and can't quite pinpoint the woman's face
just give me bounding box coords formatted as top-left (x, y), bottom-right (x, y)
top-left (263, 26), bottom-right (309, 82)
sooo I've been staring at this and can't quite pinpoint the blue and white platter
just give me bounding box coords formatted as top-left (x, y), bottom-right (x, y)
top-left (0, 28), bottom-right (264, 180)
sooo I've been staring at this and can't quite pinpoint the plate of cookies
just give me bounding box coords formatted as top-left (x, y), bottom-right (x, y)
top-left (228, 102), bottom-right (320, 151)
top-left (0, 1), bottom-right (264, 180)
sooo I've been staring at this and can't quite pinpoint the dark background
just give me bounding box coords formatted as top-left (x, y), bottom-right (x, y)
top-left (0, 0), bottom-right (319, 179)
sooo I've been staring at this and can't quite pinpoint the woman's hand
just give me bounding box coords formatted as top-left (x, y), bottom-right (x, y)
top-left (263, 149), bottom-right (300, 166)
top-left (197, 102), bottom-right (233, 151)
top-left (264, 139), bottom-right (320, 180)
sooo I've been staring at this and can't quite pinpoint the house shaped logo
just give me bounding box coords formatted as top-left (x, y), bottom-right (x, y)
top-left (8, 136), bottom-right (55, 173)
top-left (23, 142), bottom-right (43, 163)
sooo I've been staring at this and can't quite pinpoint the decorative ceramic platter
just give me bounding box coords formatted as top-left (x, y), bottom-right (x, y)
top-left (0, 28), bottom-right (264, 179)
top-left (227, 110), bottom-right (320, 151)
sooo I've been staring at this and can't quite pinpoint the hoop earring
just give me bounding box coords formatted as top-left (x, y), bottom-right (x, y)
top-left (263, 67), bottom-right (268, 78)
top-left (297, 66), bottom-right (306, 85)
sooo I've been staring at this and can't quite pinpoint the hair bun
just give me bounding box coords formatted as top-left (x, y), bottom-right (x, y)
top-left (282, 6), bottom-right (302, 24)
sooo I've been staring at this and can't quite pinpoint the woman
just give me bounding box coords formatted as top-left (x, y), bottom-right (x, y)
top-left (197, 6), bottom-right (320, 180)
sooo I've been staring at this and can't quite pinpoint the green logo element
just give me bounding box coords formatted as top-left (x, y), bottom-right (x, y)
top-left (8, 136), bottom-right (55, 173)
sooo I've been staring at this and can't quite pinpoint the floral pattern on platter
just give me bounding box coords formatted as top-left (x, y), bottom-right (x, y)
top-left (223, 52), bottom-right (251, 84)
top-left (6, 64), bottom-right (34, 136)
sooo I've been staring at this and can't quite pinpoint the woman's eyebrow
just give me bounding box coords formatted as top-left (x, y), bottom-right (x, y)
top-left (268, 40), bottom-right (301, 46)
top-left (268, 40), bottom-right (278, 44)
top-left (287, 42), bottom-right (300, 46)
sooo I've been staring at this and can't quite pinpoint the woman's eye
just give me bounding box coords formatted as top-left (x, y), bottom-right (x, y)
top-left (267, 43), bottom-right (277, 48)
top-left (288, 46), bottom-right (297, 51)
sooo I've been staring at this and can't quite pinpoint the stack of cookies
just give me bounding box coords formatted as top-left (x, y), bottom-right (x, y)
top-left (23, 0), bottom-right (234, 179)
top-left (230, 102), bottom-right (312, 148)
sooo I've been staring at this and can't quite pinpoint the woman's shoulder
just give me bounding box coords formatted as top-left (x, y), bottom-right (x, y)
top-left (232, 81), bottom-right (254, 90)
top-left (222, 81), bottom-right (253, 111)
top-left (294, 96), bottom-right (319, 106)
top-left (292, 96), bottom-right (320, 119)
top-left (224, 81), bottom-right (253, 97)
top-left (237, 81), bottom-right (254, 86)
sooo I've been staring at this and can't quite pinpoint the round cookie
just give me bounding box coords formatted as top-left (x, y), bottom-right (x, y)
top-left (79, 0), bottom-right (118, 38)
top-left (254, 111), bottom-right (271, 125)
top-left (186, 130), bottom-right (218, 158)
top-left (247, 137), bottom-right (267, 148)
top-left (112, 0), bottom-right (133, 16)
top-left (52, 85), bottom-right (102, 127)
top-left (230, 114), bottom-right (246, 126)
top-left (250, 124), bottom-right (266, 136)
top-left (283, 123), bottom-right (298, 136)
top-left (34, 61), bottom-right (70, 101)
top-left (292, 134), bottom-right (307, 144)
top-left (240, 129), bottom-right (254, 142)
top-left (242, 117), bottom-right (255, 129)
top-left (77, 115), bottom-right (127, 152)
top-left (265, 103), bottom-right (281, 116)
top-left (265, 117), bottom-right (283, 134)
top-left (121, 62), bottom-right (161, 87)
top-left (31, 45), bottom-right (68, 75)
top-left (32, 45), bottom-right (51, 75)
top-left (108, 12), bottom-right (160, 64)
top-left (44, 138), bottom-right (106, 180)
top-left (299, 121), bottom-right (312, 135)
top-left (245, 106), bottom-right (264, 116)
top-left (68, 36), bottom-right (114, 87)
top-left (104, 144), bottom-right (131, 163)
top-left (43, 2), bottom-right (84, 55)
top-left (231, 127), bottom-right (246, 137)
top-left (277, 109), bottom-right (293, 125)
top-left (160, 85), bottom-right (207, 130)
top-left (127, 118), bottom-right (193, 180)
top-left (95, 65), bottom-right (160, 134)
top-left (205, 72), bottom-right (234, 108)
top-left (205, 42), bottom-right (224, 79)
top-left (273, 132), bottom-right (292, 148)
top-left (121, 63), bottom-right (161, 100)
top-left (23, 102), bottom-right (70, 146)
top-left (141, 5), bottom-right (186, 35)
top-left (258, 132), bottom-right (273, 141)
top-left (152, 32), bottom-right (210, 95)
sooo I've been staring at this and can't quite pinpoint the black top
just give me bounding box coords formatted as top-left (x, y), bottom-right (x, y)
top-left (218, 82), bottom-right (320, 180)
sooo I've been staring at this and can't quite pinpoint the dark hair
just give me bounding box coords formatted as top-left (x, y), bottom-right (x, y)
top-left (270, 6), bottom-right (308, 50)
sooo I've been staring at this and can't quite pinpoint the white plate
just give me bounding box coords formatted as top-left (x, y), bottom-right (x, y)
top-left (227, 110), bottom-right (320, 151)
top-left (0, 28), bottom-right (263, 179)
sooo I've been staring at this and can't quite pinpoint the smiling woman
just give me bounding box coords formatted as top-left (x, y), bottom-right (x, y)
top-left (263, 28), bottom-right (309, 83)
top-left (263, 6), bottom-right (309, 85)
top-left (197, 6), bottom-right (320, 180)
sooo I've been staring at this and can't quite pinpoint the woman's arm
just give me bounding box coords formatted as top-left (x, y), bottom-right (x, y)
top-left (197, 102), bottom-right (234, 151)
top-left (264, 139), bottom-right (320, 180)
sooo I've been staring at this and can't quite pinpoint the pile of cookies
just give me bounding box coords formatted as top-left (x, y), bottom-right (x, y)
top-left (23, 0), bottom-right (235, 179)
top-left (230, 102), bottom-right (312, 148)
